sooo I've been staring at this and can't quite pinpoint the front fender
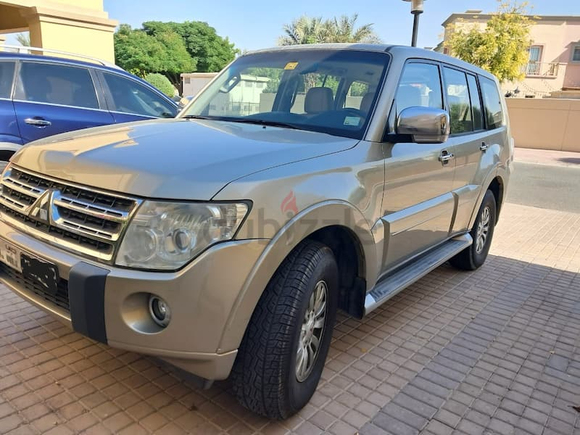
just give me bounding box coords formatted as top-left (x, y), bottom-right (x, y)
top-left (217, 200), bottom-right (378, 353)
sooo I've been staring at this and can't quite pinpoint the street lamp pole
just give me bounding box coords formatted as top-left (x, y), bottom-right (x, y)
top-left (403, 0), bottom-right (425, 47)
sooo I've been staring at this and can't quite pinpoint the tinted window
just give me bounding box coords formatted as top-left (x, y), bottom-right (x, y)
top-left (103, 73), bottom-right (177, 118)
top-left (467, 75), bottom-right (484, 131)
top-left (480, 77), bottom-right (504, 130)
top-left (0, 62), bottom-right (15, 99)
top-left (17, 62), bottom-right (98, 109)
top-left (443, 67), bottom-right (472, 134)
top-left (396, 63), bottom-right (443, 116)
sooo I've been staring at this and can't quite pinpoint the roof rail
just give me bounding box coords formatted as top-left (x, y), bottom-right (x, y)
top-left (0, 45), bottom-right (121, 69)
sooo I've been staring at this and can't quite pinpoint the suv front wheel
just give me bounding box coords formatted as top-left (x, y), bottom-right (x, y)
top-left (232, 240), bottom-right (338, 419)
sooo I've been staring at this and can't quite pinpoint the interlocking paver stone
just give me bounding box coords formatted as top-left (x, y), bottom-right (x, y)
top-left (0, 202), bottom-right (579, 434)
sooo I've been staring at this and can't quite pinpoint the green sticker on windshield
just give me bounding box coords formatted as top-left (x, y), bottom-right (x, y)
top-left (344, 116), bottom-right (361, 126)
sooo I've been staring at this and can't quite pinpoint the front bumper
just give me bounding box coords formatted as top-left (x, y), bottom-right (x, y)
top-left (0, 220), bottom-right (267, 380)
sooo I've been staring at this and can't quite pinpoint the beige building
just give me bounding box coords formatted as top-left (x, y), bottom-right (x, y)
top-left (0, 0), bottom-right (117, 62)
top-left (439, 11), bottom-right (580, 97)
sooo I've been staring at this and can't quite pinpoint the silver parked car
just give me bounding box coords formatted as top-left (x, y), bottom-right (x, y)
top-left (0, 44), bottom-right (512, 419)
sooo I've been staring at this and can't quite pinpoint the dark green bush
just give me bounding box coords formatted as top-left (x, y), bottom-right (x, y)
top-left (145, 73), bottom-right (175, 97)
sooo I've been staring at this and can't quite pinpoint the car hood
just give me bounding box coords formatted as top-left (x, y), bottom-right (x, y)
top-left (11, 119), bottom-right (358, 200)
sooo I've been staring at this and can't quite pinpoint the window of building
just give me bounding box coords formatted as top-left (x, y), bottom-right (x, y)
top-left (480, 76), bottom-right (504, 130)
top-left (526, 46), bottom-right (543, 75)
top-left (17, 62), bottom-right (98, 109)
top-left (572, 45), bottom-right (580, 63)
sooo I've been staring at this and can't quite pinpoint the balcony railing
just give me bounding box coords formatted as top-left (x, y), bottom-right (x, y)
top-left (524, 62), bottom-right (560, 78)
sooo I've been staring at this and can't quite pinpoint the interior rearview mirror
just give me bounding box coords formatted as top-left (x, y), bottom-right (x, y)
top-left (396, 107), bottom-right (450, 144)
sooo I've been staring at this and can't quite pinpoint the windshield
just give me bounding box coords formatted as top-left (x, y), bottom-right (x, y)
top-left (180, 49), bottom-right (390, 139)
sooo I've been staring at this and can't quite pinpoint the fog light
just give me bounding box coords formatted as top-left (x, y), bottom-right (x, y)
top-left (148, 295), bottom-right (171, 328)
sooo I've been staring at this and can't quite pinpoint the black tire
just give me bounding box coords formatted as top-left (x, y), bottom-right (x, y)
top-left (450, 189), bottom-right (496, 271)
top-left (232, 240), bottom-right (338, 419)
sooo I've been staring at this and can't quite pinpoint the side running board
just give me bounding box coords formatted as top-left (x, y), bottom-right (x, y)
top-left (364, 233), bottom-right (473, 315)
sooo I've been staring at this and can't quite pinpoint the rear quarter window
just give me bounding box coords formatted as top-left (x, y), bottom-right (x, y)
top-left (480, 77), bottom-right (504, 130)
top-left (0, 62), bottom-right (15, 99)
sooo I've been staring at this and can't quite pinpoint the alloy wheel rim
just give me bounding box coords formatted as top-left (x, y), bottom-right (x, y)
top-left (475, 206), bottom-right (491, 254)
top-left (296, 280), bottom-right (327, 382)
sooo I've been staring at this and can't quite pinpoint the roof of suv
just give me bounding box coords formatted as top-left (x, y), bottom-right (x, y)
top-left (246, 43), bottom-right (497, 82)
top-left (0, 51), bottom-right (126, 76)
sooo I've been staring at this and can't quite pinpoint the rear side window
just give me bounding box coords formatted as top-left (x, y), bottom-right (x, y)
top-left (396, 63), bottom-right (443, 116)
top-left (480, 77), bottom-right (504, 130)
top-left (466, 75), bottom-right (484, 131)
top-left (443, 67), bottom-right (472, 134)
top-left (0, 62), bottom-right (15, 99)
top-left (16, 62), bottom-right (99, 109)
top-left (103, 73), bottom-right (177, 118)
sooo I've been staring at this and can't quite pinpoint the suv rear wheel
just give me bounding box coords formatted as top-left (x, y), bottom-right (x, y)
top-left (450, 189), bottom-right (496, 270)
top-left (232, 240), bottom-right (338, 419)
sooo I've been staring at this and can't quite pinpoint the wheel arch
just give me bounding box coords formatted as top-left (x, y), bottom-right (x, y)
top-left (0, 141), bottom-right (23, 161)
top-left (468, 169), bottom-right (507, 230)
top-left (307, 225), bottom-right (367, 318)
top-left (487, 176), bottom-right (505, 223)
top-left (217, 201), bottom-right (377, 353)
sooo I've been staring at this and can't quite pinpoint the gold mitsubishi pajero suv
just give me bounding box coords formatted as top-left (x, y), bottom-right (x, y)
top-left (0, 44), bottom-right (512, 419)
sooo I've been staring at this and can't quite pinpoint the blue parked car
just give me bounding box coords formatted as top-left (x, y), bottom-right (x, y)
top-left (0, 46), bottom-right (178, 169)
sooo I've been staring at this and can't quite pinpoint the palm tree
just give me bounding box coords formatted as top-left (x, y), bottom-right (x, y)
top-left (278, 14), bottom-right (381, 46)
top-left (324, 14), bottom-right (382, 44)
top-left (15, 33), bottom-right (31, 47)
top-left (278, 16), bottom-right (327, 46)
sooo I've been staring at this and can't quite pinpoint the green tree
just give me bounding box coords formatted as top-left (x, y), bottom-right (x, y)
top-left (279, 14), bottom-right (381, 46)
top-left (114, 24), bottom-right (195, 87)
top-left (446, 1), bottom-right (533, 82)
top-left (143, 21), bottom-right (237, 72)
top-left (145, 73), bottom-right (175, 97)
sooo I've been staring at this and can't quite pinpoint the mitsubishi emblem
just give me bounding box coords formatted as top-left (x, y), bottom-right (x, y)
top-left (28, 191), bottom-right (51, 222)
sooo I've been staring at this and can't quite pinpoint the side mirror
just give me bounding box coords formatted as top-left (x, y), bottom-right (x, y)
top-left (396, 107), bottom-right (450, 144)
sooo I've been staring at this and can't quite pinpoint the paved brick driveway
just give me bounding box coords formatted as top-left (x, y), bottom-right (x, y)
top-left (0, 202), bottom-right (579, 435)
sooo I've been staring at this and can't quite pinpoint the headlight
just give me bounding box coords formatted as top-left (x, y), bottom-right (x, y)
top-left (116, 201), bottom-right (249, 270)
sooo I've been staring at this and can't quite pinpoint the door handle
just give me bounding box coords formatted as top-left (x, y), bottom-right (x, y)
top-left (438, 150), bottom-right (455, 165)
top-left (25, 118), bottom-right (52, 128)
top-left (480, 142), bottom-right (489, 152)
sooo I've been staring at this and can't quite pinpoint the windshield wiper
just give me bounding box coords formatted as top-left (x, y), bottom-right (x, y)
top-left (226, 118), bottom-right (301, 130)
top-left (182, 115), bottom-right (300, 130)
top-left (181, 115), bottom-right (214, 120)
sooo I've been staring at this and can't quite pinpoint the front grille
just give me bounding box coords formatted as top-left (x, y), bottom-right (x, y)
top-left (0, 262), bottom-right (70, 311)
top-left (0, 166), bottom-right (141, 262)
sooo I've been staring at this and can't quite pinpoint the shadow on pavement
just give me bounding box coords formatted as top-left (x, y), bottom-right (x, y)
top-left (558, 157), bottom-right (580, 165)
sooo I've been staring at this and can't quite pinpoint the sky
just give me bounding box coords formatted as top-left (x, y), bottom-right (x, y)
top-left (4, 0), bottom-right (578, 49)
top-left (102, 0), bottom-right (578, 51)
